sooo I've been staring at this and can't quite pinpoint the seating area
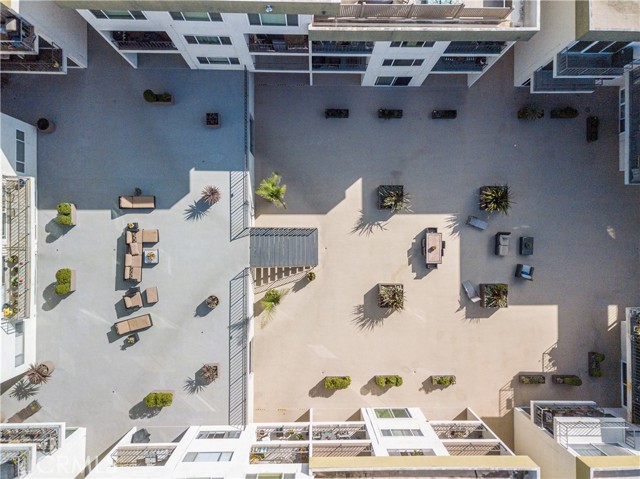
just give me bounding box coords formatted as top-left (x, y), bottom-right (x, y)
top-left (123, 228), bottom-right (159, 282)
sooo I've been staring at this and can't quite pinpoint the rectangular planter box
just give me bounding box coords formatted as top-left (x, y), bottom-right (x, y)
top-left (479, 283), bottom-right (508, 308)
top-left (431, 375), bottom-right (456, 386)
top-left (551, 374), bottom-right (582, 386)
top-left (378, 109), bottom-right (402, 119)
top-left (587, 116), bottom-right (598, 142)
top-left (325, 108), bottom-right (349, 119)
top-left (519, 374), bottom-right (545, 384)
top-left (378, 185), bottom-right (403, 209)
top-left (69, 204), bottom-right (77, 225)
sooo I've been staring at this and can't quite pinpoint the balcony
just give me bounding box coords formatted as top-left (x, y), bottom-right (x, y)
top-left (312, 56), bottom-right (367, 71)
top-left (111, 31), bottom-right (176, 51)
top-left (256, 426), bottom-right (309, 442)
top-left (431, 56), bottom-right (487, 72)
top-left (628, 68), bottom-right (640, 185)
top-left (431, 422), bottom-right (495, 440)
top-left (0, 41), bottom-right (63, 73)
top-left (247, 34), bottom-right (308, 53)
top-left (556, 47), bottom-right (635, 78)
top-left (0, 10), bottom-right (36, 53)
top-left (312, 425), bottom-right (368, 440)
top-left (253, 55), bottom-right (308, 71)
top-left (444, 41), bottom-right (506, 55)
top-left (1, 425), bottom-right (61, 455)
top-left (531, 69), bottom-right (596, 93)
top-left (444, 442), bottom-right (511, 456)
top-left (312, 41), bottom-right (374, 54)
top-left (250, 445), bottom-right (309, 464)
top-left (2, 177), bottom-right (32, 321)
top-left (0, 445), bottom-right (31, 479)
top-left (313, 443), bottom-right (372, 457)
top-left (111, 446), bottom-right (176, 467)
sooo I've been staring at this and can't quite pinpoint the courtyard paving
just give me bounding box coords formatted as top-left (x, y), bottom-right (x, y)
top-left (252, 51), bottom-right (640, 447)
top-left (1, 32), bottom-right (249, 458)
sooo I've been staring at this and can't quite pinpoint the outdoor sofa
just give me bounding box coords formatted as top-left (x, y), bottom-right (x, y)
top-left (119, 195), bottom-right (156, 209)
top-left (114, 314), bottom-right (152, 335)
top-left (123, 229), bottom-right (159, 282)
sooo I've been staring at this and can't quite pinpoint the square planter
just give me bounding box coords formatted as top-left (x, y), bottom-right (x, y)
top-left (206, 112), bottom-right (221, 128)
top-left (378, 283), bottom-right (404, 311)
top-left (479, 283), bottom-right (508, 308)
top-left (68, 204), bottom-right (77, 226)
top-left (378, 185), bottom-right (403, 210)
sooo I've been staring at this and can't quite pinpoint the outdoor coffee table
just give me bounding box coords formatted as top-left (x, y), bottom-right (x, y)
top-left (143, 248), bottom-right (159, 264)
top-left (425, 232), bottom-right (443, 265)
top-left (520, 236), bottom-right (534, 255)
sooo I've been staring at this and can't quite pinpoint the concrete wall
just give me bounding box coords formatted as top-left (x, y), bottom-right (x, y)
top-left (513, 0), bottom-right (575, 87)
top-left (18, 0), bottom-right (88, 67)
top-left (514, 408), bottom-right (576, 479)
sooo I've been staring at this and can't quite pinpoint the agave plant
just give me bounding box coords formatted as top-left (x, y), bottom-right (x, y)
top-left (26, 362), bottom-right (54, 385)
top-left (260, 288), bottom-right (288, 316)
top-left (479, 185), bottom-right (512, 215)
top-left (256, 173), bottom-right (287, 209)
top-left (378, 284), bottom-right (405, 313)
top-left (382, 189), bottom-right (412, 212)
top-left (201, 185), bottom-right (221, 205)
top-left (481, 283), bottom-right (508, 308)
top-left (200, 364), bottom-right (218, 383)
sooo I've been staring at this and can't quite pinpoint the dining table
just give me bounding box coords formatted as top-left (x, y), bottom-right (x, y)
top-left (425, 232), bottom-right (443, 265)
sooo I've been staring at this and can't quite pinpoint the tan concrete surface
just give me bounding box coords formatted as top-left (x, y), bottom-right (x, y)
top-left (252, 52), bottom-right (640, 448)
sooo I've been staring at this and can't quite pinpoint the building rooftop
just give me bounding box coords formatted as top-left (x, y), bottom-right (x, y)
top-left (588, 0), bottom-right (640, 33)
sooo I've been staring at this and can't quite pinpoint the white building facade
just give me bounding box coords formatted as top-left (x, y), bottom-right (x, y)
top-left (87, 407), bottom-right (540, 478)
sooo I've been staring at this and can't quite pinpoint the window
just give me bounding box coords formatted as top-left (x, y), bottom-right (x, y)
top-left (90, 10), bottom-right (146, 20)
top-left (619, 88), bottom-right (626, 133)
top-left (185, 35), bottom-right (232, 46)
top-left (14, 320), bottom-right (24, 367)
top-left (247, 13), bottom-right (298, 26)
top-left (169, 11), bottom-right (222, 21)
top-left (381, 429), bottom-right (423, 437)
top-left (622, 361), bottom-right (628, 407)
top-left (15, 130), bottom-right (25, 173)
top-left (382, 59), bottom-right (423, 67)
top-left (197, 430), bottom-right (241, 439)
top-left (183, 451), bottom-right (233, 462)
top-left (375, 408), bottom-right (411, 418)
top-left (390, 41), bottom-right (434, 48)
top-left (197, 57), bottom-right (240, 65)
top-left (375, 76), bottom-right (412, 86)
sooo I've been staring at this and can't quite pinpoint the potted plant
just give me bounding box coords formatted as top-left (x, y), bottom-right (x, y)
top-left (256, 172), bottom-right (287, 208)
top-left (517, 105), bottom-right (544, 120)
top-left (479, 185), bottom-right (512, 214)
top-left (250, 452), bottom-right (265, 463)
top-left (588, 352), bottom-right (605, 377)
top-left (306, 271), bottom-right (316, 282)
top-left (56, 202), bottom-right (77, 226)
top-left (206, 295), bottom-right (219, 309)
top-left (7, 255), bottom-right (18, 264)
top-left (206, 112), bottom-right (221, 128)
top-left (479, 284), bottom-right (508, 308)
top-left (54, 268), bottom-right (76, 295)
top-left (432, 375), bottom-right (456, 387)
top-left (375, 375), bottom-right (403, 388)
top-left (519, 374), bottom-right (545, 384)
top-left (36, 118), bottom-right (56, 133)
top-left (144, 391), bottom-right (174, 408)
top-left (3, 305), bottom-right (17, 318)
top-left (324, 376), bottom-right (351, 390)
top-left (260, 288), bottom-right (288, 316)
top-left (550, 107), bottom-right (578, 119)
top-left (143, 89), bottom-right (174, 105)
top-left (552, 375), bottom-right (582, 386)
top-left (26, 361), bottom-right (54, 384)
top-left (378, 185), bottom-right (411, 212)
top-left (378, 284), bottom-right (405, 313)
top-left (201, 186), bottom-right (221, 205)
top-left (199, 363), bottom-right (219, 383)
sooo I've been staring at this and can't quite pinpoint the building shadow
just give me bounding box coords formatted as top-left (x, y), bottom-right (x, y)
top-left (106, 326), bottom-right (121, 344)
top-left (41, 282), bottom-right (62, 311)
top-left (351, 285), bottom-right (391, 331)
top-left (44, 218), bottom-right (67, 243)
top-left (128, 400), bottom-right (161, 419)
top-left (184, 199), bottom-right (210, 221)
top-left (360, 376), bottom-right (389, 396)
top-left (114, 233), bottom-right (132, 292)
top-left (9, 379), bottom-right (40, 401)
top-left (543, 343), bottom-right (559, 372)
top-left (350, 209), bottom-right (388, 237)
top-left (309, 378), bottom-right (336, 398)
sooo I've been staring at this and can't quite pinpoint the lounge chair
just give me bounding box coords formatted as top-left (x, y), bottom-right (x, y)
top-left (495, 232), bottom-right (511, 256)
top-left (515, 264), bottom-right (534, 281)
top-left (119, 195), bottom-right (156, 209)
top-left (466, 216), bottom-right (488, 230)
top-left (145, 287), bottom-right (159, 305)
top-left (462, 281), bottom-right (481, 303)
top-left (114, 314), bottom-right (152, 335)
top-left (123, 288), bottom-right (143, 309)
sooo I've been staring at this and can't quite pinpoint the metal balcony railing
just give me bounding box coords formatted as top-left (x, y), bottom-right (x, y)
top-left (111, 31), bottom-right (176, 51)
top-left (311, 41), bottom-right (374, 54)
top-left (432, 56), bottom-right (486, 72)
top-left (253, 56), bottom-right (308, 71)
top-left (531, 69), bottom-right (597, 93)
top-left (628, 68), bottom-right (640, 185)
top-left (556, 47), bottom-right (635, 78)
top-left (0, 9), bottom-right (36, 52)
top-left (112, 446), bottom-right (176, 467)
top-left (1, 46), bottom-right (63, 72)
top-left (444, 41), bottom-right (506, 55)
top-left (113, 40), bottom-right (176, 50)
top-left (312, 58), bottom-right (367, 71)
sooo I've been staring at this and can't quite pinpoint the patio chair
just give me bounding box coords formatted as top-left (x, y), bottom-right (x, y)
top-left (123, 288), bottom-right (143, 309)
top-left (462, 281), bottom-right (480, 303)
top-left (129, 242), bottom-right (141, 256)
top-left (494, 232), bottom-right (511, 256)
top-left (515, 264), bottom-right (534, 281)
top-left (141, 229), bottom-right (159, 243)
top-left (466, 215), bottom-right (488, 230)
top-left (124, 266), bottom-right (142, 282)
top-left (145, 287), bottom-right (159, 305)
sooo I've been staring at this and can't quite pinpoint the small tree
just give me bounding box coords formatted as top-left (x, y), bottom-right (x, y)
top-left (324, 376), bottom-right (351, 390)
top-left (256, 173), bottom-right (287, 209)
top-left (260, 288), bottom-right (288, 315)
top-left (481, 283), bottom-right (509, 308)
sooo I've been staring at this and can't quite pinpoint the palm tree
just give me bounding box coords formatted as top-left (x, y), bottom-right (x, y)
top-left (201, 185), bottom-right (221, 205)
top-left (26, 362), bottom-right (54, 385)
top-left (256, 173), bottom-right (287, 209)
top-left (260, 288), bottom-right (288, 316)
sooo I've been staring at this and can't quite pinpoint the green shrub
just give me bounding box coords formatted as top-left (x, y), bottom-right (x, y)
top-left (324, 376), bottom-right (351, 390)
top-left (591, 369), bottom-right (603, 378)
top-left (56, 269), bottom-right (72, 283)
top-left (143, 89), bottom-right (156, 102)
top-left (57, 215), bottom-right (72, 226)
top-left (57, 203), bottom-right (72, 215)
top-left (564, 376), bottom-right (582, 386)
top-left (144, 392), bottom-right (173, 408)
top-left (375, 375), bottom-right (403, 388)
top-left (55, 283), bottom-right (70, 295)
top-left (520, 375), bottom-right (545, 385)
top-left (306, 271), bottom-right (316, 282)
top-left (593, 353), bottom-right (605, 363)
top-left (432, 375), bottom-right (456, 386)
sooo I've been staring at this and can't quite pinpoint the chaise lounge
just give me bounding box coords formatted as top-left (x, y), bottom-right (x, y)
top-left (114, 314), bottom-right (152, 335)
top-left (119, 195), bottom-right (156, 209)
